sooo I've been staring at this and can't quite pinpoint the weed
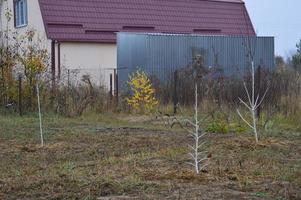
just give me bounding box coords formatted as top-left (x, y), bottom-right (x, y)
top-left (206, 121), bottom-right (229, 134)
top-left (254, 192), bottom-right (267, 198)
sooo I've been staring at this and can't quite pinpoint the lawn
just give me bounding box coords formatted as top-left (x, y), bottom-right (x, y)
top-left (0, 113), bottom-right (300, 199)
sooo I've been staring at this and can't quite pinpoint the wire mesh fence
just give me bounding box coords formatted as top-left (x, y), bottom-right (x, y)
top-left (0, 66), bottom-right (119, 116)
top-left (1, 64), bottom-right (300, 118)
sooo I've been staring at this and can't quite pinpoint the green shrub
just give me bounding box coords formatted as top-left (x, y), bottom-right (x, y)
top-left (229, 123), bottom-right (247, 134)
top-left (206, 121), bottom-right (229, 134)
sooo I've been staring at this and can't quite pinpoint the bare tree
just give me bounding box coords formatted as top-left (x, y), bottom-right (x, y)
top-left (158, 55), bottom-right (210, 174)
top-left (237, 39), bottom-right (269, 143)
top-left (188, 82), bottom-right (208, 174)
top-left (160, 82), bottom-right (209, 174)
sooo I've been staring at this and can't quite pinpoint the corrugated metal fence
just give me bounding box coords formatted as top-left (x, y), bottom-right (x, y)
top-left (117, 33), bottom-right (274, 92)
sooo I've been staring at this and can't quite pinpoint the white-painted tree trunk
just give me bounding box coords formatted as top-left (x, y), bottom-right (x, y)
top-left (237, 61), bottom-right (268, 143)
top-left (188, 83), bottom-right (208, 174)
top-left (36, 81), bottom-right (44, 147)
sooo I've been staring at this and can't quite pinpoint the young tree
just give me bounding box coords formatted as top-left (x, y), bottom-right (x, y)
top-left (126, 70), bottom-right (159, 113)
top-left (188, 82), bottom-right (208, 174)
top-left (18, 30), bottom-right (49, 109)
top-left (187, 55), bottom-right (210, 174)
top-left (161, 55), bottom-right (210, 174)
top-left (0, 3), bottom-right (16, 106)
top-left (237, 39), bottom-right (269, 143)
top-left (163, 81), bottom-right (209, 174)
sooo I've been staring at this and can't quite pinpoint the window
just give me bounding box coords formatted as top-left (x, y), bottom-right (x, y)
top-left (14, 0), bottom-right (28, 28)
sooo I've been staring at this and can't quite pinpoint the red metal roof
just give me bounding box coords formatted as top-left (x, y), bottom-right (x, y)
top-left (38, 0), bottom-right (255, 43)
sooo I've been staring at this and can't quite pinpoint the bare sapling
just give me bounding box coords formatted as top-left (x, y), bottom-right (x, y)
top-left (169, 82), bottom-right (209, 174)
top-left (188, 82), bottom-right (209, 174)
top-left (157, 54), bottom-right (210, 173)
top-left (162, 82), bottom-right (209, 174)
top-left (237, 60), bottom-right (269, 143)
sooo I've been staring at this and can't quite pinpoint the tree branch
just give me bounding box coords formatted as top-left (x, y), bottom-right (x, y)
top-left (239, 97), bottom-right (252, 111)
top-left (243, 82), bottom-right (252, 105)
top-left (237, 109), bottom-right (253, 129)
top-left (255, 86), bottom-right (270, 109)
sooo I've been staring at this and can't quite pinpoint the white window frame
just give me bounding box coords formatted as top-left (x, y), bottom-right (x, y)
top-left (14, 0), bottom-right (28, 28)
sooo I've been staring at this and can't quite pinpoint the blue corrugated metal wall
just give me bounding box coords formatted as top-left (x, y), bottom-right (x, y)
top-left (117, 33), bottom-right (274, 91)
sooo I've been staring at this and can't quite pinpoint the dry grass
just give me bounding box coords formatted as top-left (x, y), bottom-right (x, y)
top-left (0, 114), bottom-right (300, 199)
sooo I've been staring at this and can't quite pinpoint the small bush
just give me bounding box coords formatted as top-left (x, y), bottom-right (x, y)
top-left (126, 70), bottom-right (159, 113)
top-left (206, 121), bottom-right (229, 134)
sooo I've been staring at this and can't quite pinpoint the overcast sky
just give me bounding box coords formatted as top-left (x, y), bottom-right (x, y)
top-left (244, 0), bottom-right (301, 57)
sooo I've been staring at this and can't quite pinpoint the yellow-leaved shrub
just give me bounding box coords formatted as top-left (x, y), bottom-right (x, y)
top-left (126, 70), bottom-right (159, 113)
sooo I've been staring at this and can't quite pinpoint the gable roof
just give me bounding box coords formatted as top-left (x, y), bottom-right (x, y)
top-left (38, 0), bottom-right (255, 43)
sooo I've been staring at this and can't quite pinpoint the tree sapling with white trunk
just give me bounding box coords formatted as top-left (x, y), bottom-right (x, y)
top-left (237, 39), bottom-right (269, 143)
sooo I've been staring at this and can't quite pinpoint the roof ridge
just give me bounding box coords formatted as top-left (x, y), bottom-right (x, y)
top-left (205, 0), bottom-right (243, 3)
top-left (154, 0), bottom-right (243, 3)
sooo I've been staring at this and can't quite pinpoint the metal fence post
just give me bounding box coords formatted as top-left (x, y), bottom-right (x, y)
top-left (109, 73), bottom-right (113, 106)
top-left (173, 70), bottom-right (178, 114)
top-left (116, 74), bottom-right (119, 105)
top-left (113, 69), bottom-right (119, 105)
top-left (67, 69), bottom-right (70, 90)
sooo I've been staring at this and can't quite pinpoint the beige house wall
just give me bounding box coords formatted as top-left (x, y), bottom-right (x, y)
top-left (60, 42), bottom-right (117, 88)
top-left (0, 1), bottom-right (118, 88)
top-left (0, 0), bottom-right (51, 50)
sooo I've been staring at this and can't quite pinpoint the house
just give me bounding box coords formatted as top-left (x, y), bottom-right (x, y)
top-left (0, 0), bottom-right (255, 88)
